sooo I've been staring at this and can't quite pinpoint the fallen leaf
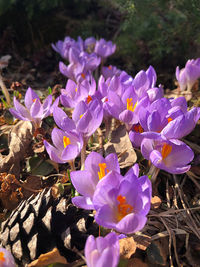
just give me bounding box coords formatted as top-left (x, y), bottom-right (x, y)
top-left (0, 121), bottom-right (33, 177)
top-left (146, 239), bottom-right (168, 266)
top-left (28, 247), bottom-right (67, 266)
top-left (104, 125), bottom-right (137, 168)
top-left (151, 196), bottom-right (162, 209)
top-left (119, 237), bottom-right (137, 259)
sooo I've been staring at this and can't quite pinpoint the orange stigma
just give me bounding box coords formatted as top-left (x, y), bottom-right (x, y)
top-left (98, 163), bottom-right (109, 180)
top-left (0, 252), bottom-right (5, 262)
top-left (127, 98), bottom-right (137, 112)
top-left (86, 95), bottom-right (92, 104)
top-left (63, 136), bottom-right (71, 148)
top-left (161, 143), bottom-right (172, 159)
top-left (81, 73), bottom-right (86, 79)
top-left (167, 117), bottom-right (173, 123)
top-left (117, 195), bottom-right (133, 221)
top-left (108, 65), bottom-right (112, 70)
top-left (133, 124), bottom-right (143, 133)
top-left (33, 98), bottom-right (37, 102)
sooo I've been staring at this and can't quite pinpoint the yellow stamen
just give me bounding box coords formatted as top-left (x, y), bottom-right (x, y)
top-left (161, 143), bottom-right (172, 159)
top-left (0, 252), bottom-right (5, 262)
top-left (167, 117), bottom-right (173, 123)
top-left (81, 73), bottom-right (86, 79)
top-left (80, 114), bottom-right (83, 119)
top-left (75, 87), bottom-right (78, 92)
top-left (133, 124), bottom-right (143, 133)
top-left (98, 163), bottom-right (109, 180)
top-left (87, 95), bottom-right (92, 104)
top-left (117, 195), bottom-right (133, 221)
top-left (127, 98), bottom-right (138, 112)
top-left (63, 136), bottom-right (71, 148)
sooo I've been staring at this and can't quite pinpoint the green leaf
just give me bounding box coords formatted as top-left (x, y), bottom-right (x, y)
top-left (28, 156), bottom-right (54, 176)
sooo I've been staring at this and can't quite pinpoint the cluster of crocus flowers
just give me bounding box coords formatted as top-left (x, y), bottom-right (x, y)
top-left (0, 247), bottom-right (16, 267)
top-left (9, 87), bottom-right (58, 129)
top-left (8, 35), bottom-right (200, 266)
top-left (84, 232), bottom-right (120, 267)
top-left (53, 36), bottom-right (116, 83)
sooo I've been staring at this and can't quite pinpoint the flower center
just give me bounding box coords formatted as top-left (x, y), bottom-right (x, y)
top-left (127, 98), bottom-right (137, 112)
top-left (63, 136), bottom-right (71, 148)
top-left (98, 163), bottom-right (109, 180)
top-left (86, 95), bottom-right (92, 104)
top-left (133, 124), bottom-right (143, 133)
top-left (117, 195), bottom-right (133, 221)
top-left (0, 252), bottom-right (5, 262)
top-left (161, 143), bottom-right (172, 159)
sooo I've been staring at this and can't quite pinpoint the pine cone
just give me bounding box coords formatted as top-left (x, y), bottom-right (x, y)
top-left (0, 188), bottom-right (98, 266)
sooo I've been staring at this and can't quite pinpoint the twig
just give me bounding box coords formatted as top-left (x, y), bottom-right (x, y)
top-left (160, 217), bottom-right (173, 267)
top-left (0, 73), bottom-right (11, 105)
top-left (173, 174), bottom-right (200, 239)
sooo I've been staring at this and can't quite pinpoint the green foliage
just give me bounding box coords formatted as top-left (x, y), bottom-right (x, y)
top-left (1, 0), bottom-right (200, 86)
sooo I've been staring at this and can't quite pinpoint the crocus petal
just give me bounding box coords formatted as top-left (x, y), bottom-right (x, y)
top-left (44, 140), bottom-right (65, 163)
top-left (72, 196), bottom-right (94, 210)
top-left (30, 98), bottom-right (43, 118)
top-left (116, 213), bottom-right (147, 234)
top-left (61, 144), bottom-right (79, 161)
top-left (70, 170), bottom-right (96, 197)
top-left (13, 97), bottom-right (31, 120)
top-left (9, 108), bottom-right (30, 121)
top-left (24, 87), bottom-right (39, 109)
top-left (53, 107), bottom-right (76, 131)
top-left (95, 204), bottom-right (118, 228)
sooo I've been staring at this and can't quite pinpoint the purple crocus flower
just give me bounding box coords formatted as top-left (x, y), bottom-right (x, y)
top-left (71, 99), bottom-right (103, 140)
top-left (94, 38), bottom-right (116, 58)
top-left (141, 136), bottom-right (194, 174)
top-left (107, 85), bottom-right (150, 131)
top-left (84, 233), bottom-right (120, 267)
top-left (93, 170), bottom-right (152, 234)
top-left (71, 152), bottom-right (120, 210)
top-left (9, 87), bottom-right (58, 129)
top-left (0, 247), bottom-right (16, 267)
top-left (129, 97), bottom-right (200, 147)
top-left (44, 128), bottom-right (83, 163)
top-left (54, 98), bottom-right (103, 141)
top-left (60, 76), bottom-right (96, 108)
top-left (51, 36), bottom-right (76, 59)
top-left (176, 58), bottom-right (200, 91)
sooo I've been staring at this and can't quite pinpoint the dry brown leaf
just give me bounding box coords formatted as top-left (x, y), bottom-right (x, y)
top-left (28, 247), bottom-right (67, 266)
top-left (104, 125), bottom-right (137, 168)
top-left (119, 237), bottom-right (137, 259)
top-left (0, 121), bottom-right (33, 176)
top-left (134, 234), bottom-right (151, 251)
top-left (151, 196), bottom-right (162, 209)
top-left (127, 258), bottom-right (148, 267)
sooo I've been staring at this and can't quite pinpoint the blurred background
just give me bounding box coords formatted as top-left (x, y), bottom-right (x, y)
top-left (1, 0), bottom-right (200, 88)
